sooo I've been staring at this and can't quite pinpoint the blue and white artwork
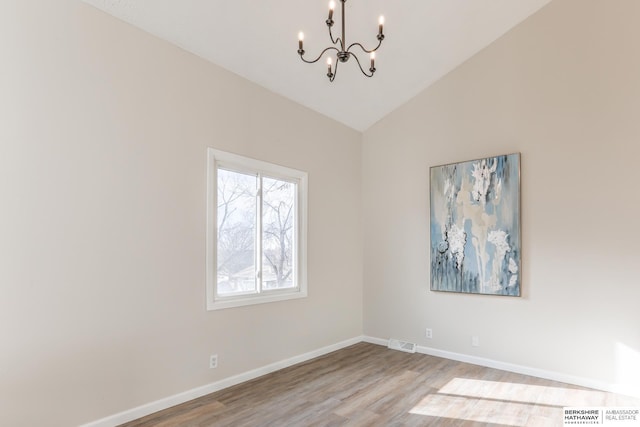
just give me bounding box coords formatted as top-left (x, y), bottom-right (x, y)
top-left (430, 153), bottom-right (521, 296)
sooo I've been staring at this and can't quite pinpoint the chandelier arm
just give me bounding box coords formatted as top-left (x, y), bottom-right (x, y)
top-left (299, 46), bottom-right (341, 64)
top-left (329, 57), bottom-right (340, 82)
top-left (346, 39), bottom-right (383, 55)
top-left (351, 53), bottom-right (374, 78)
top-left (328, 26), bottom-right (342, 48)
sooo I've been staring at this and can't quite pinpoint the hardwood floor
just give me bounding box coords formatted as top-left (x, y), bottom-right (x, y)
top-left (121, 342), bottom-right (640, 426)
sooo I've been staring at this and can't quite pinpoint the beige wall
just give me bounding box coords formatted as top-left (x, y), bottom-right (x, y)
top-left (0, 2), bottom-right (362, 426)
top-left (363, 0), bottom-right (640, 397)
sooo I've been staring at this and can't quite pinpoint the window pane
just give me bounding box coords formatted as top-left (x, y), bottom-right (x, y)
top-left (217, 168), bottom-right (257, 295)
top-left (262, 177), bottom-right (296, 290)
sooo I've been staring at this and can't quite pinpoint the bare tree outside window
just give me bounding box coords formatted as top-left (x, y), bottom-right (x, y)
top-left (262, 177), bottom-right (295, 290)
top-left (216, 168), bottom-right (296, 295)
top-left (216, 169), bottom-right (257, 295)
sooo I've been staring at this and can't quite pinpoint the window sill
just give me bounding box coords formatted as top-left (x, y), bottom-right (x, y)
top-left (207, 289), bottom-right (308, 311)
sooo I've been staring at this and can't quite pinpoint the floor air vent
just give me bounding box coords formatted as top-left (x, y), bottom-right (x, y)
top-left (387, 338), bottom-right (417, 353)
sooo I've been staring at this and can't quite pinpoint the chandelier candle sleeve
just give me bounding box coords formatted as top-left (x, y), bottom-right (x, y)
top-left (370, 52), bottom-right (375, 70)
top-left (378, 16), bottom-right (384, 36)
top-left (328, 1), bottom-right (335, 21)
top-left (298, 32), bottom-right (304, 51)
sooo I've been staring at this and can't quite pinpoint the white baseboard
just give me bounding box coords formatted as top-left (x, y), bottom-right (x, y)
top-left (80, 336), bottom-right (364, 427)
top-left (363, 335), bottom-right (640, 399)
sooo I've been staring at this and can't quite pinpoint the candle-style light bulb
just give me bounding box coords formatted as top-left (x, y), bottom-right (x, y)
top-left (298, 32), bottom-right (304, 52)
top-left (378, 15), bottom-right (385, 35)
top-left (370, 52), bottom-right (376, 71)
top-left (327, 57), bottom-right (333, 77)
top-left (326, 1), bottom-right (335, 26)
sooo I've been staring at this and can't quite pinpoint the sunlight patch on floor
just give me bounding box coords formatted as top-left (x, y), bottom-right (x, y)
top-left (409, 393), bottom-right (533, 426)
top-left (439, 377), bottom-right (608, 406)
top-left (408, 377), bottom-right (610, 426)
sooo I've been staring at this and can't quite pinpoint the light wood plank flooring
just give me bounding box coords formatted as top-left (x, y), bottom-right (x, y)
top-left (120, 342), bottom-right (639, 426)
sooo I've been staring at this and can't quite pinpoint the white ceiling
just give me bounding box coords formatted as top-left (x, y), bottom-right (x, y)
top-left (82, 0), bottom-right (551, 131)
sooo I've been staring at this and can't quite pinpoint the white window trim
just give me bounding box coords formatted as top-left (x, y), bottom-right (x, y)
top-left (206, 148), bottom-right (308, 311)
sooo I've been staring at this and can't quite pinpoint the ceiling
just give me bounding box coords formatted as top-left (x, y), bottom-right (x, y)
top-left (82, 0), bottom-right (551, 132)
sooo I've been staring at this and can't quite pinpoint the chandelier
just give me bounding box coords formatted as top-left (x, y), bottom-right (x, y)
top-left (297, 0), bottom-right (385, 82)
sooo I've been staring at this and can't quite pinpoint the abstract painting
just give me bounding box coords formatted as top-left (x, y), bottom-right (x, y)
top-left (430, 153), bottom-right (521, 296)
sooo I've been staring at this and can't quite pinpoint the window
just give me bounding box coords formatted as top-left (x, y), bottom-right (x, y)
top-left (206, 148), bottom-right (308, 310)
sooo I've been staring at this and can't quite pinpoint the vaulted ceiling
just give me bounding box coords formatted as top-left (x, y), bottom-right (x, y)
top-left (82, 0), bottom-right (551, 131)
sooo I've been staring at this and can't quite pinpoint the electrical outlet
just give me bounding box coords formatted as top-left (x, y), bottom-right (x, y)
top-left (209, 354), bottom-right (218, 369)
top-left (425, 328), bottom-right (433, 339)
top-left (472, 336), bottom-right (480, 347)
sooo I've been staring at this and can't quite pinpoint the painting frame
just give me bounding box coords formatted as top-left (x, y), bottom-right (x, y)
top-left (430, 153), bottom-right (521, 296)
